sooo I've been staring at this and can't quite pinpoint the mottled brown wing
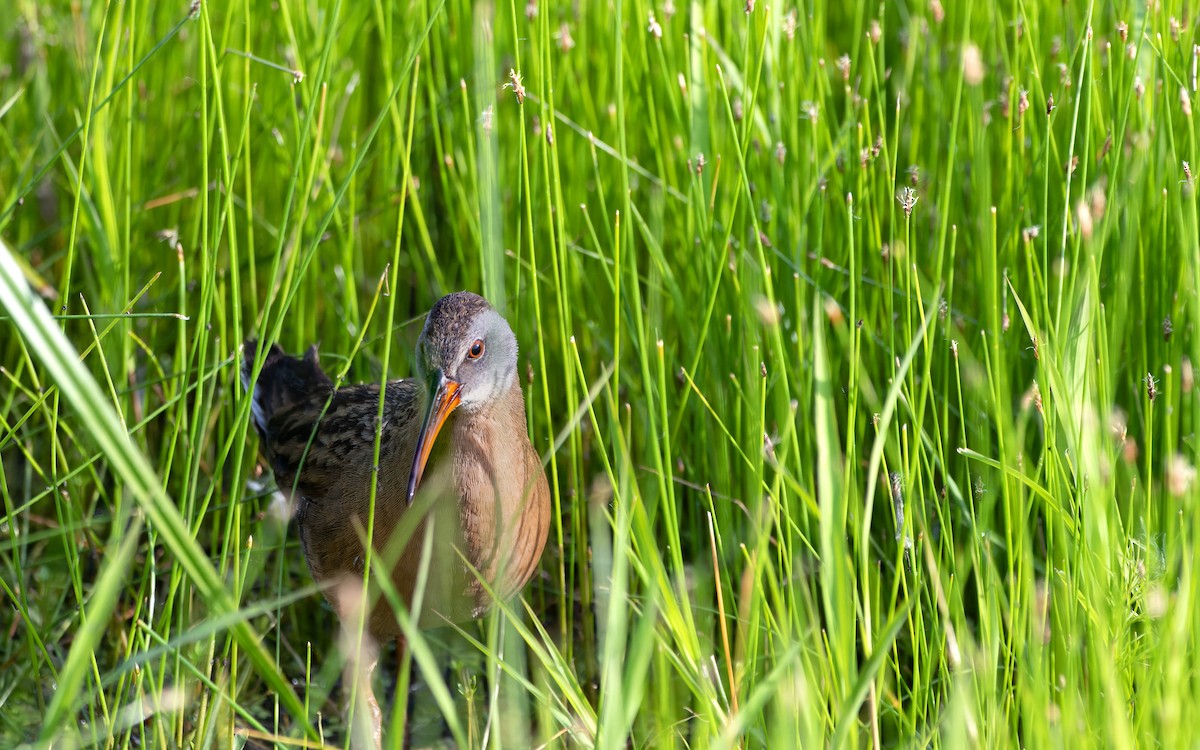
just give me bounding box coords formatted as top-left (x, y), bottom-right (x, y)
top-left (242, 340), bottom-right (421, 499)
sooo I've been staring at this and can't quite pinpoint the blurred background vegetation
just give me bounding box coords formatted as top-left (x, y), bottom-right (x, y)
top-left (2, 0), bottom-right (1198, 747)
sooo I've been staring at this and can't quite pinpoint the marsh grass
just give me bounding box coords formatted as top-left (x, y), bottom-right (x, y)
top-left (2, 0), bottom-right (1198, 747)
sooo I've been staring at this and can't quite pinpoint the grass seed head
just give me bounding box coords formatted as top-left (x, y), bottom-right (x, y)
top-left (783, 9), bottom-right (797, 40)
top-left (962, 43), bottom-right (985, 85)
top-left (754, 296), bottom-right (780, 326)
top-left (837, 54), bottom-right (851, 82)
top-left (554, 23), bottom-right (575, 52)
top-left (648, 12), bottom-right (663, 39)
top-left (1169, 455), bottom-right (1196, 497)
top-left (1075, 200), bottom-right (1093, 240)
top-left (505, 69), bottom-right (526, 103)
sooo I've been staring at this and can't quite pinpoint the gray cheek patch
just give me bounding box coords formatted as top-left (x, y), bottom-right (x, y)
top-left (458, 310), bottom-right (519, 405)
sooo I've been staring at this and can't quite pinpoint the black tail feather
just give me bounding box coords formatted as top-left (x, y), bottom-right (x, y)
top-left (242, 339), bottom-right (333, 435)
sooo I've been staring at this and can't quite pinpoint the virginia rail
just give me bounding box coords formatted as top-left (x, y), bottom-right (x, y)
top-left (243, 291), bottom-right (550, 747)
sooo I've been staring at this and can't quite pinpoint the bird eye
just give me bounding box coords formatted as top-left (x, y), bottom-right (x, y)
top-left (468, 339), bottom-right (485, 359)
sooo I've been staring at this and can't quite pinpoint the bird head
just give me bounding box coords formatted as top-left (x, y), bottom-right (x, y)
top-left (407, 291), bottom-right (519, 504)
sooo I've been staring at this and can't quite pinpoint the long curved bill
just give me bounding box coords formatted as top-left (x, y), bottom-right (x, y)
top-left (406, 371), bottom-right (462, 505)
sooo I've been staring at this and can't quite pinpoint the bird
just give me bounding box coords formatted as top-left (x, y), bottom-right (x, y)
top-left (242, 291), bottom-right (551, 748)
